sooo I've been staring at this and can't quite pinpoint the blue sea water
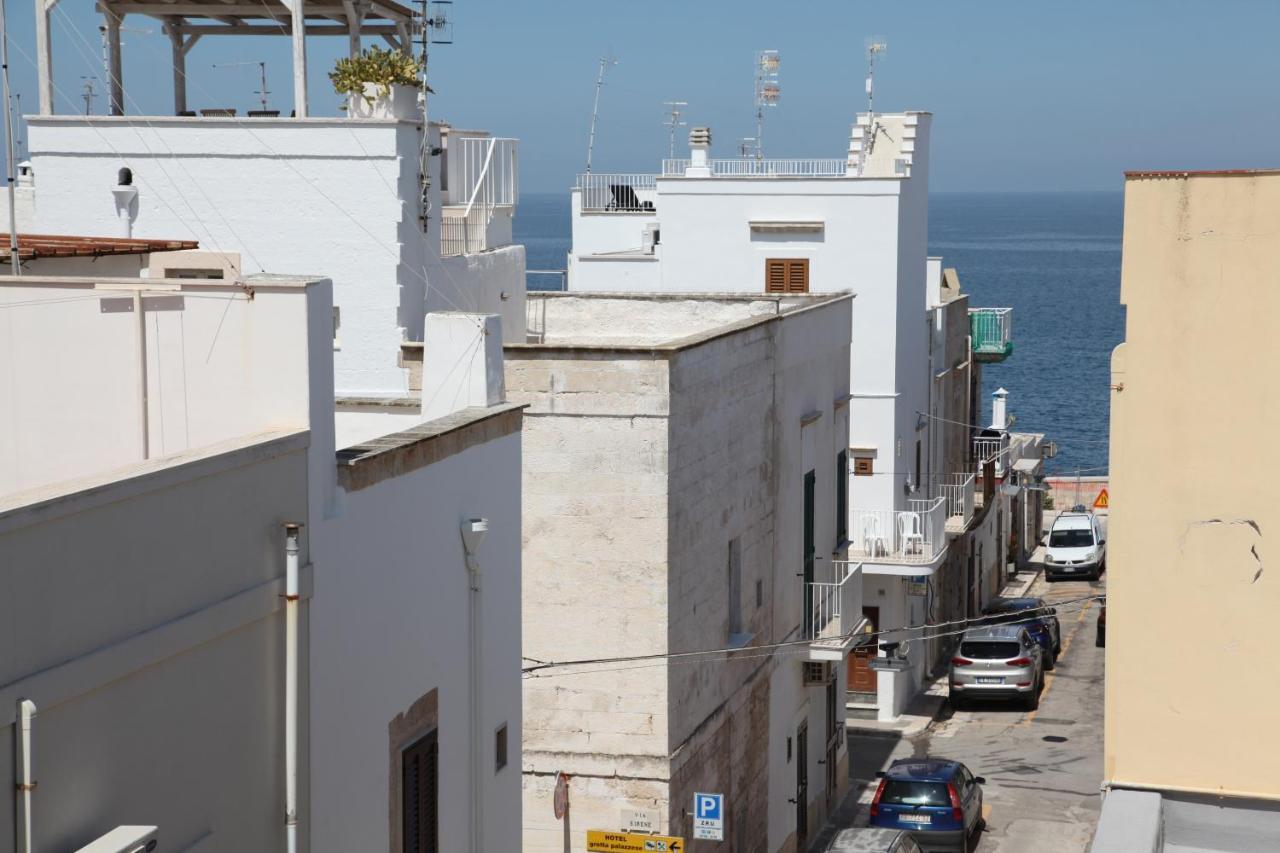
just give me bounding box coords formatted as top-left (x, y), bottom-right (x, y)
top-left (514, 191), bottom-right (1123, 475)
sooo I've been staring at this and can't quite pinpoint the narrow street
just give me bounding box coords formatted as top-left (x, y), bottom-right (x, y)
top-left (838, 571), bottom-right (1106, 852)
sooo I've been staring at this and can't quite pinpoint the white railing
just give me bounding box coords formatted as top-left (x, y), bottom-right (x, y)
top-left (440, 206), bottom-right (487, 256)
top-left (848, 497), bottom-right (948, 564)
top-left (969, 307), bottom-right (1013, 355)
top-left (660, 158), bottom-right (847, 177)
top-left (576, 173), bottom-right (658, 212)
top-left (926, 472), bottom-right (975, 524)
top-left (973, 436), bottom-right (1003, 465)
top-left (806, 561), bottom-right (863, 644)
top-left (447, 136), bottom-right (518, 207)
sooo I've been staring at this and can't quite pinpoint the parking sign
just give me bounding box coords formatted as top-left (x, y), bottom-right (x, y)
top-left (693, 792), bottom-right (723, 841)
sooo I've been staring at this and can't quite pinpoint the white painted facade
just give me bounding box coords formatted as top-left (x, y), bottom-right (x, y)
top-left (511, 292), bottom-right (856, 853)
top-left (0, 273), bottom-right (522, 851)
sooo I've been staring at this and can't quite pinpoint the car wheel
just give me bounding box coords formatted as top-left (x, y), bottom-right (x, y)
top-left (1025, 679), bottom-right (1041, 711)
top-left (1044, 649), bottom-right (1056, 671)
top-left (1096, 628), bottom-right (1105, 648)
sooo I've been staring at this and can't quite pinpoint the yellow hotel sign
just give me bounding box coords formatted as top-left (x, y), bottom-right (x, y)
top-left (585, 829), bottom-right (685, 852)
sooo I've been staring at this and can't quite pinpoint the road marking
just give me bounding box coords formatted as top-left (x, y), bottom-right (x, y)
top-left (982, 802), bottom-right (992, 821)
top-left (1020, 598), bottom-right (1094, 727)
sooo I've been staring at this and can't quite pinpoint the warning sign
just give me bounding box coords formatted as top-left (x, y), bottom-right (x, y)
top-left (586, 830), bottom-right (685, 852)
top-left (1093, 488), bottom-right (1109, 509)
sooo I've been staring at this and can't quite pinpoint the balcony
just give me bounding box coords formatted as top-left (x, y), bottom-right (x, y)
top-left (848, 497), bottom-right (949, 567)
top-left (969, 308), bottom-right (1014, 362)
top-left (440, 136), bottom-right (518, 256)
top-left (973, 436), bottom-right (1009, 477)
top-left (575, 173), bottom-right (658, 213)
top-left (923, 472), bottom-right (976, 533)
top-left (805, 561), bottom-right (865, 661)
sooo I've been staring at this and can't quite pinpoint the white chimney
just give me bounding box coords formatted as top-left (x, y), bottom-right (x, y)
top-left (686, 127), bottom-right (712, 177)
top-left (991, 387), bottom-right (1009, 431)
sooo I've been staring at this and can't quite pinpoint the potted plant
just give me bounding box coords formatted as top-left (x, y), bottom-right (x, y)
top-left (329, 46), bottom-right (427, 119)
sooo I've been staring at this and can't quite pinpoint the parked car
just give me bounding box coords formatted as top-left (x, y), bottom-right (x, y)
top-left (1096, 599), bottom-right (1106, 647)
top-left (981, 596), bottom-right (1062, 668)
top-left (869, 758), bottom-right (986, 853)
top-left (1044, 511), bottom-right (1106, 580)
top-left (826, 827), bottom-right (924, 853)
top-left (949, 624), bottom-right (1044, 710)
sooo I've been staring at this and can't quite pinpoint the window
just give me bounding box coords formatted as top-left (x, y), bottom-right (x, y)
top-left (402, 730), bottom-right (439, 853)
top-left (879, 780), bottom-right (951, 806)
top-left (765, 258), bottom-right (809, 293)
top-left (853, 457), bottom-right (873, 477)
top-left (728, 538), bottom-right (743, 638)
top-left (165, 267), bottom-right (225, 279)
top-left (914, 440), bottom-right (922, 491)
top-left (836, 450), bottom-right (848, 543)
top-left (495, 723), bottom-right (508, 773)
top-left (756, 578), bottom-right (763, 609)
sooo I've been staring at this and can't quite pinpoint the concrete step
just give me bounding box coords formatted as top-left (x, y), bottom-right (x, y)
top-left (845, 702), bottom-right (879, 720)
top-left (846, 691), bottom-right (877, 705)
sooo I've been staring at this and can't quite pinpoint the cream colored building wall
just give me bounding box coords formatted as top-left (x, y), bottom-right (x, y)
top-left (1106, 171), bottom-right (1280, 800)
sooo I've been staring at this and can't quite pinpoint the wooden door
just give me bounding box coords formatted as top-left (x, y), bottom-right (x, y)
top-left (795, 722), bottom-right (809, 848)
top-left (848, 606), bottom-right (879, 693)
top-left (803, 470), bottom-right (816, 633)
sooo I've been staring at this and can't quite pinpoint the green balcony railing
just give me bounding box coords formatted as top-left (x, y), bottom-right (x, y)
top-left (969, 308), bottom-right (1013, 361)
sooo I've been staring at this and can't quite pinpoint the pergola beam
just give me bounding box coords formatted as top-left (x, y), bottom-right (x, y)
top-left (36, 0), bottom-right (61, 114)
top-left (105, 5), bottom-right (124, 115)
top-left (169, 22), bottom-right (399, 35)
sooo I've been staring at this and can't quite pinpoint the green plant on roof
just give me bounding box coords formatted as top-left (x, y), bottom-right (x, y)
top-left (329, 46), bottom-right (429, 106)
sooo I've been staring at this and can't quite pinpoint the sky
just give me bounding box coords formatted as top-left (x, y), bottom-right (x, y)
top-left (4, 0), bottom-right (1278, 193)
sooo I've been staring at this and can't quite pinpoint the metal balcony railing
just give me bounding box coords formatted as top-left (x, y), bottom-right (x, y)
top-left (575, 173), bottom-right (658, 212)
top-left (925, 472), bottom-right (976, 525)
top-left (848, 497), bottom-right (948, 564)
top-left (969, 308), bottom-right (1013, 360)
top-left (660, 158), bottom-right (847, 177)
top-left (805, 561), bottom-right (864, 659)
top-left (440, 136), bottom-right (518, 255)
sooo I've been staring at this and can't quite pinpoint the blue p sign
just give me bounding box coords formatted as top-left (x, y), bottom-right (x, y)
top-left (694, 793), bottom-right (722, 821)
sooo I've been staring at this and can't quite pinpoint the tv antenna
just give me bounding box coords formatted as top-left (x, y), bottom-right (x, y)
top-left (79, 77), bottom-right (97, 115)
top-left (213, 61), bottom-right (271, 113)
top-left (662, 100), bottom-right (687, 159)
top-left (865, 37), bottom-right (887, 117)
top-left (738, 137), bottom-right (757, 158)
top-left (584, 52), bottom-right (617, 174)
top-left (98, 23), bottom-right (152, 87)
top-left (752, 49), bottom-right (780, 161)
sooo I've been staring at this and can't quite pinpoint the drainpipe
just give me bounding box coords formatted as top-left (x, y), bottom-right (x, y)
top-left (15, 699), bottom-right (36, 853)
top-left (133, 289), bottom-right (149, 460)
top-left (284, 523), bottom-right (302, 853)
top-left (460, 518), bottom-right (489, 853)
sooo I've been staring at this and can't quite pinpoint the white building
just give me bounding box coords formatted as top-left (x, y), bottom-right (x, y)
top-left (0, 270), bottom-right (521, 852)
top-left (512, 291), bottom-right (859, 852)
top-left (565, 115), bottom-right (1018, 721)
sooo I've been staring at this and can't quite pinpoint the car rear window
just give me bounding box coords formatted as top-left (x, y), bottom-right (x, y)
top-left (960, 641), bottom-right (1020, 659)
top-left (1050, 529), bottom-right (1094, 548)
top-left (881, 780), bottom-right (951, 806)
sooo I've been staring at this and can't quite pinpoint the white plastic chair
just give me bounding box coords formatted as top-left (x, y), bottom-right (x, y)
top-left (861, 515), bottom-right (888, 557)
top-left (898, 512), bottom-right (925, 556)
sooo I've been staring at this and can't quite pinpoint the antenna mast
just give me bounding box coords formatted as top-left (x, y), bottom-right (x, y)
top-left (80, 77), bottom-right (98, 115)
top-left (585, 53), bottom-right (617, 174)
top-left (213, 61), bottom-right (271, 112)
top-left (416, 0), bottom-right (453, 233)
top-left (1, 0), bottom-right (21, 274)
top-left (753, 50), bottom-right (780, 161)
top-left (865, 37), bottom-right (887, 118)
top-left (662, 100), bottom-right (687, 159)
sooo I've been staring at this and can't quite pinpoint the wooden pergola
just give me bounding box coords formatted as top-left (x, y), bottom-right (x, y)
top-left (35, 0), bottom-right (419, 117)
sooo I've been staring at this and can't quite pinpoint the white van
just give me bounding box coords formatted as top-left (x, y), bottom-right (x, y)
top-left (1044, 511), bottom-right (1106, 581)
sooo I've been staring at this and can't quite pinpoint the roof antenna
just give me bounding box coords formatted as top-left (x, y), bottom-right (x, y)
top-left (861, 37), bottom-right (887, 175)
top-left (753, 50), bottom-right (780, 161)
top-left (585, 52), bottom-right (617, 174)
top-left (213, 61), bottom-right (271, 113)
top-left (662, 100), bottom-right (687, 160)
top-left (1, 0), bottom-right (21, 274)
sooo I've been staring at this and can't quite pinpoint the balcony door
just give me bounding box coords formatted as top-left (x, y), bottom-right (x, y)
top-left (803, 469), bottom-right (816, 634)
top-left (848, 606), bottom-right (879, 694)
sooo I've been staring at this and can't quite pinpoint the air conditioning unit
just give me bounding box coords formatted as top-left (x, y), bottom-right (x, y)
top-left (641, 222), bottom-right (660, 255)
top-left (802, 661), bottom-right (831, 686)
top-left (75, 826), bottom-right (158, 853)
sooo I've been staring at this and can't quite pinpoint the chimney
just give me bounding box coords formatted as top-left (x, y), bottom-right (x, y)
top-left (991, 387), bottom-right (1009, 431)
top-left (686, 127), bottom-right (712, 177)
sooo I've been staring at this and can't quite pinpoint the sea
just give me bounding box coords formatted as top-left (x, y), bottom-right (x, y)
top-left (514, 191), bottom-right (1123, 476)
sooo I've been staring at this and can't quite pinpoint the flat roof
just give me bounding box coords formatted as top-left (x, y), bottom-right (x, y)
top-left (5, 233), bottom-right (198, 262)
top-left (1125, 168), bottom-right (1280, 179)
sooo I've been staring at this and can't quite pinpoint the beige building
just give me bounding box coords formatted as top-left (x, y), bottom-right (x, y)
top-left (1093, 169), bottom-right (1280, 851)
top-left (514, 292), bottom-right (859, 853)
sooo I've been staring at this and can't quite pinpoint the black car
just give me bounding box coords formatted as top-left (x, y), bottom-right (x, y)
top-left (981, 597), bottom-right (1062, 669)
top-left (1096, 600), bottom-right (1106, 647)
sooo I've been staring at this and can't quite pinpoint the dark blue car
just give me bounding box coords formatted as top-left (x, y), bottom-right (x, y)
top-left (982, 597), bottom-right (1062, 669)
top-left (869, 758), bottom-right (985, 853)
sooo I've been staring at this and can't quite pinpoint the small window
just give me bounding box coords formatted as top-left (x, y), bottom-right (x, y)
top-left (402, 730), bottom-right (439, 853)
top-left (765, 258), bottom-right (809, 293)
top-left (728, 538), bottom-right (743, 638)
top-left (853, 457), bottom-right (873, 477)
top-left (914, 440), bottom-right (922, 489)
top-left (755, 578), bottom-right (763, 609)
top-left (494, 723), bottom-right (508, 773)
top-left (836, 450), bottom-right (848, 542)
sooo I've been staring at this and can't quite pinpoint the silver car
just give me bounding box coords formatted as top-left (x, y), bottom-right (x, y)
top-left (949, 625), bottom-right (1044, 710)
top-left (827, 827), bottom-right (924, 853)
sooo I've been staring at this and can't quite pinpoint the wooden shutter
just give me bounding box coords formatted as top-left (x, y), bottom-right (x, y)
top-left (403, 730), bottom-right (439, 853)
top-left (765, 258), bottom-right (809, 293)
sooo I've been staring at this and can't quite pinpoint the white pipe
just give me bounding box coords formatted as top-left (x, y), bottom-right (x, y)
top-left (15, 698), bottom-right (36, 853)
top-left (284, 523), bottom-right (301, 853)
top-left (134, 290), bottom-right (149, 459)
top-left (460, 518), bottom-right (488, 853)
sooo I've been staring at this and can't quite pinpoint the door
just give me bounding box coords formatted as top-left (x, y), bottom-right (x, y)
top-left (848, 606), bottom-right (879, 693)
top-left (825, 679), bottom-right (839, 812)
top-left (803, 470), bottom-right (816, 634)
top-left (795, 722), bottom-right (809, 848)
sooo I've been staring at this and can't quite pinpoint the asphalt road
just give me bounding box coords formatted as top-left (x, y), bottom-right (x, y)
top-left (842, 572), bottom-right (1106, 852)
